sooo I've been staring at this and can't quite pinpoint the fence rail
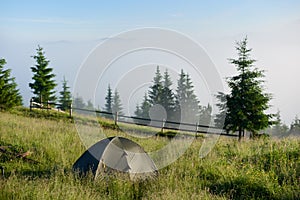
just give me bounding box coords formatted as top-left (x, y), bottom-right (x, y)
top-left (29, 99), bottom-right (238, 138)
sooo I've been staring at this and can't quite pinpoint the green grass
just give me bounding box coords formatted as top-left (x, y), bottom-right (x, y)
top-left (0, 109), bottom-right (299, 199)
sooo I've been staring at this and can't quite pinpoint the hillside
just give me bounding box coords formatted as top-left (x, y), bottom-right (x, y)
top-left (0, 110), bottom-right (299, 200)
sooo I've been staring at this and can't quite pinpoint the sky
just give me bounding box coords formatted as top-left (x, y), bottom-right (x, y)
top-left (1, 0), bottom-right (300, 124)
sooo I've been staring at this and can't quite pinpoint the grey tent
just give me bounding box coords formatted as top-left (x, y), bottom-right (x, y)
top-left (73, 136), bottom-right (158, 180)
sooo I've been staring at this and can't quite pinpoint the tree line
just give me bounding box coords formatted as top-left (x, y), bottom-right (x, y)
top-left (1, 37), bottom-right (298, 140)
top-left (131, 66), bottom-right (212, 125)
top-left (0, 46), bottom-right (72, 111)
top-left (102, 66), bottom-right (212, 125)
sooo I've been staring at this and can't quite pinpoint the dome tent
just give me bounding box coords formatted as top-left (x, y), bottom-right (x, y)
top-left (73, 136), bottom-right (158, 180)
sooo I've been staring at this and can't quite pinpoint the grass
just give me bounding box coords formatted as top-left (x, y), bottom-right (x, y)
top-left (0, 109), bottom-right (299, 199)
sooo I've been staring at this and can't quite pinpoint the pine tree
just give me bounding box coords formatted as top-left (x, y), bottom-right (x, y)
top-left (214, 92), bottom-right (228, 129)
top-left (289, 116), bottom-right (300, 136)
top-left (0, 58), bottom-right (22, 110)
top-left (104, 85), bottom-right (113, 118)
top-left (148, 66), bottom-right (163, 105)
top-left (174, 70), bottom-right (201, 123)
top-left (199, 104), bottom-right (212, 125)
top-left (58, 76), bottom-right (72, 111)
top-left (134, 93), bottom-right (150, 119)
top-left (29, 46), bottom-right (57, 105)
top-left (112, 89), bottom-right (123, 115)
top-left (134, 93), bottom-right (151, 125)
top-left (268, 111), bottom-right (288, 137)
top-left (86, 100), bottom-right (94, 110)
top-left (73, 95), bottom-right (86, 109)
top-left (134, 104), bottom-right (142, 118)
top-left (224, 37), bottom-right (273, 140)
top-left (174, 69), bottom-right (186, 122)
top-left (140, 93), bottom-right (151, 119)
top-left (104, 85), bottom-right (113, 113)
top-left (184, 73), bottom-right (201, 123)
top-left (161, 69), bottom-right (175, 121)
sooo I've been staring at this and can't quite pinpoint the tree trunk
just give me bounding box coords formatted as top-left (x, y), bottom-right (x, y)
top-left (238, 127), bottom-right (242, 142)
top-left (40, 93), bottom-right (42, 108)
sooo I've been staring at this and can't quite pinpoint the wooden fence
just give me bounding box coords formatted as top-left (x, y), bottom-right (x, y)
top-left (29, 99), bottom-right (238, 138)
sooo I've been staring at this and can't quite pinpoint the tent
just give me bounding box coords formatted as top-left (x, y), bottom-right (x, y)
top-left (73, 136), bottom-right (158, 180)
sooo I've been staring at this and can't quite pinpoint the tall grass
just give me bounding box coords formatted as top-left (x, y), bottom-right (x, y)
top-left (0, 110), bottom-right (299, 199)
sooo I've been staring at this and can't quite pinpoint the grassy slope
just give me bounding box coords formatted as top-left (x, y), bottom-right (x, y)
top-left (0, 110), bottom-right (299, 200)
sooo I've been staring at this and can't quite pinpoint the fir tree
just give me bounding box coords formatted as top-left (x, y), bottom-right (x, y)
top-left (73, 95), bottom-right (85, 109)
top-left (134, 93), bottom-right (151, 125)
top-left (289, 115), bottom-right (300, 136)
top-left (104, 85), bottom-right (113, 113)
top-left (139, 93), bottom-right (151, 119)
top-left (224, 37), bottom-right (273, 140)
top-left (268, 111), bottom-right (288, 137)
top-left (174, 69), bottom-right (186, 122)
top-left (0, 58), bottom-right (22, 110)
top-left (58, 76), bottom-right (72, 111)
top-left (184, 73), bottom-right (201, 123)
top-left (104, 85), bottom-right (113, 119)
top-left (214, 92), bottom-right (228, 129)
top-left (161, 69), bottom-right (175, 121)
top-left (112, 89), bottom-right (124, 115)
top-left (134, 104), bottom-right (142, 118)
top-left (86, 100), bottom-right (94, 110)
top-left (199, 104), bottom-right (212, 125)
top-left (148, 66), bottom-right (163, 105)
top-left (29, 46), bottom-right (57, 104)
top-left (175, 70), bottom-right (200, 123)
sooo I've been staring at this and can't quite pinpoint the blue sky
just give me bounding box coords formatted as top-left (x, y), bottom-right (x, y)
top-left (1, 1), bottom-right (300, 124)
top-left (2, 1), bottom-right (299, 41)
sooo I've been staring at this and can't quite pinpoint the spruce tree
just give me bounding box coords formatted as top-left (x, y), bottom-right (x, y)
top-left (199, 104), bottom-right (212, 125)
top-left (104, 85), bottom-right (113, 118)
top-left (184, 73), bottom-right (201, 123)
top-left (86, 100), bottom-right (94, 110)
top-left (269, 111), bottom-right (288, 137)
top-left (73, 95), bottom-right (85, 109)
top-left (289, 116), bottom-right (300, 136)
top-left (58, 76), bottom-right (72, 111)
top-left (139, 93), bottom-right (151, 119)
top-left (148, 66), bottom-right (163, 105)
top-left (134, 93), bottom-right (151, 125)
top-left (161, 69), bottom-right (175, 121)
top-left (104, 85), bottom-right (113, 113)
top-left (0, 58), bottom-right (22, 110)
top-left (214, 92), bottom-right (228, 129)
top-left (112, 89), bottom-right (124, 115)
top-left (29, 46), bottom-right (57, 105)
top-left (174, 70), bottom-right (200, 123)
top-left (134, 104), bottom-right (142, 118)
top-left (224, 37), bottom-right (273, 140)
top-left (174, 69), bottom-right (186, 122)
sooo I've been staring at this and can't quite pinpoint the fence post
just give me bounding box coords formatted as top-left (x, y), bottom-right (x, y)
top-left (161, 118), bottom-right (165, 133)
top-left (30, 98), bottom-right (33, 111)
top-left (195, 122), bottom-right (199, 137)
top-left (69, 103), bottom-right (72, 118)
top-left (46, 101), bottom-right (49, 112)
top-left (114, 112), bottom-right (118, 125)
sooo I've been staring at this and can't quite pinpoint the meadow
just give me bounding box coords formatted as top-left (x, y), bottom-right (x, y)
top-left (0, 108), bottom-right (299, 200)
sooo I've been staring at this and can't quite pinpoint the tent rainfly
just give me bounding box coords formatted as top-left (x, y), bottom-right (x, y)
top-left (73, 136), bottom-right (158, 180)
